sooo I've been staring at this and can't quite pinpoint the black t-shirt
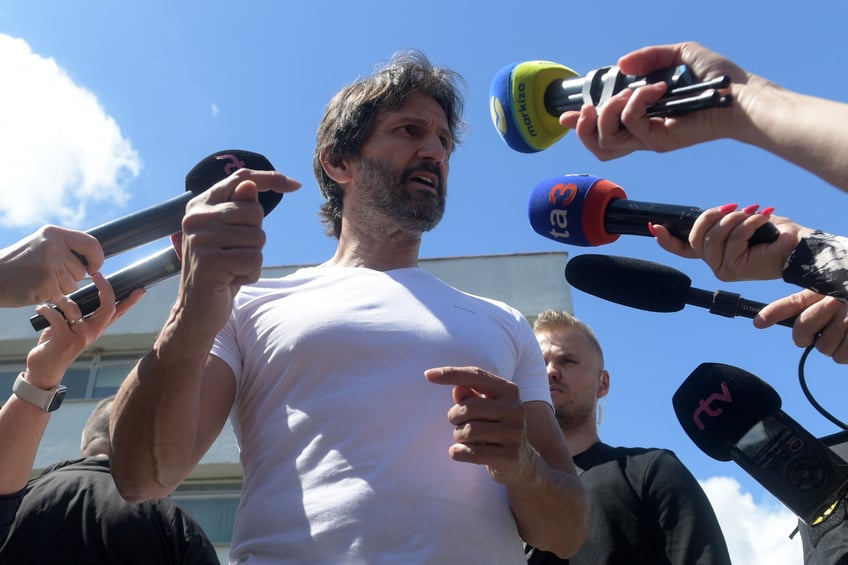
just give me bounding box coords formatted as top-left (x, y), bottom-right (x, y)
top-left (0, 456), bottom-right (219, 564)
top-left (527, 442), bottom-right (731, 565)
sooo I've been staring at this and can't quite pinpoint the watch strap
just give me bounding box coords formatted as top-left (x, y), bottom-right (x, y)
top-left (12, 372), bottom-right (67, 412)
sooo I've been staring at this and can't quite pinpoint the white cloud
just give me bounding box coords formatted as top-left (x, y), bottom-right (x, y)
top-left (701, 476), bottom-right (803, 564)
top-left (0, 34), bottom-right (141, 229)
top-left (211, 103), bottom-right (220, 117)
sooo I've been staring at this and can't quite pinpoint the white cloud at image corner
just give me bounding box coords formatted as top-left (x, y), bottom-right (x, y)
top-left (701, 476), bottom-right (803, 564)
top-left (0, 34), bottom-right (141, 229)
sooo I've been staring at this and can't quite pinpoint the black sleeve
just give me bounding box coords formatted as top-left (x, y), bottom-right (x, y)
top-left (799, 498), bottom-right (848, 565)
top-left (170, 506), bottom-right (220, 565)
top-left (640, 450), bottom-right (732, 565)
top-left (0, 488), bottom-right (25, 544)
top-left (144, 497), bottom-right (219, 565)
top-left (783, 231), bottom-right (848, 301)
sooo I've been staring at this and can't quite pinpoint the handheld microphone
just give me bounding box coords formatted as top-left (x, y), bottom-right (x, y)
top-left (30, 149), bottom-right (282, 331)
top-left (490, 61), bottom-right (731, 153)
top-left (528, 174), bottom-right (779, 247)
top-left (76, 149), bottom-right (282, 263)
top-left (673, 362), bottom-right (848, 524)
top-left (564, 253), bottom-right (796, 328)
top-left (30, 248), bottom-right (181, 331)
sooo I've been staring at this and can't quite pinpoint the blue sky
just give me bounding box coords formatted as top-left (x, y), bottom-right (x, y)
top-left (3, 2), bottom-right (848, 561)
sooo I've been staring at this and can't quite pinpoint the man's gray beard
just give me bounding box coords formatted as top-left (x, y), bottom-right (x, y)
top-left (356, 157), bottom-right (445, 232)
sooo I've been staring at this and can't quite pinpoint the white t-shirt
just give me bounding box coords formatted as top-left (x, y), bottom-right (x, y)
top-left (211, 266), bottom-right (551, 565)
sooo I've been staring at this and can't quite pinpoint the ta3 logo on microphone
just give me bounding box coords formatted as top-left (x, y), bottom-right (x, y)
top-left (543, 181), bottom-right (578, 240)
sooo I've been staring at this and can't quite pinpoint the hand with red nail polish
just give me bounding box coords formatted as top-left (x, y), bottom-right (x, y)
top-left (647, 223), bottom-right (658, 237)
top-left (653, 205), bottom-right (810, 281)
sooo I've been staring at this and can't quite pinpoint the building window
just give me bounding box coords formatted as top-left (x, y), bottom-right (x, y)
top-left (0, 370), bottom-right (17, 400)
top-left (172, 483), bottom-right (242, 545)
top-left (0, 353), bottom-right (143, 401)
top-left (93, 358), bottom-right (138, 397)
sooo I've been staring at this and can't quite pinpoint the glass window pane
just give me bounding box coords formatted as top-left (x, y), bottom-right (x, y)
top-left (0, 370), bottom-right (18, 404)
top-left (93, 362), bottom-right (135, 398)
top-left (172, 496), bottom-right (239, 545)
top-left (62, 367), bottom-right (91, 399)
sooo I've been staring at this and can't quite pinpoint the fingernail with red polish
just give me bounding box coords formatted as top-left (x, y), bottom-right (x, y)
top-left (719, 203), bottom-right (738, 213)
top-left (742, 204), bottom-right (760, 214)
top-left (760, 206), bottom-right (775, 217)
top-left (647, 223), bottom-right (657, 237)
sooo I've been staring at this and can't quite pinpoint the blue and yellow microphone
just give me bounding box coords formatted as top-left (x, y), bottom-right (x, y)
top-left (490, 60), bottom-right (732, 153)
top-left (489, 60), bottom-right (580, 154)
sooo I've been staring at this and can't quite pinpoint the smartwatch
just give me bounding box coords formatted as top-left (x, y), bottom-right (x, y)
top-left (12, 373), bottom-right (67, 412)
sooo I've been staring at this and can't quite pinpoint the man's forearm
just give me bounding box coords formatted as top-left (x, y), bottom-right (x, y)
top-left (109, 304), bottom-right (225, 502)
top-left (508, 452), bottom-right (589, 559)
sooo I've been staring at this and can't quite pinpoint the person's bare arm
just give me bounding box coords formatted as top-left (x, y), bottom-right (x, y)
top-left (109, 169), bottom-right (301, 502)
top-left (562, 41), bottom-right (848, 193)
top-left (0, 226), bottom-right (104, 308)
top-left (426, 367), bottom-right (589, 558)
top-left (0, 274), bottom-right (142, 494)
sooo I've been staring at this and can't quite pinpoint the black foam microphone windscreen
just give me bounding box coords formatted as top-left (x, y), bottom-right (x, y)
top-left (672, 362), bottom-right (782, 461)
top-left (565, 253), bottom-right (691, 312)
top-left (564, 253), bottom-right (796, 327)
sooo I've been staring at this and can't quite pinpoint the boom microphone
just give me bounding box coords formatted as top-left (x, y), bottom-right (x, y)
top-left (564, 254), bottom-right (796, 328)
top-left (76, 149), bottom-right (282, 263)
top-left (673, 362), bottom-right (848, 524)
top-left (490, 61), bottom-right (731, 153)
top-left (29, 149), bottom-right (282, 331)
top-left (528, 174), bottom-right (779, 247)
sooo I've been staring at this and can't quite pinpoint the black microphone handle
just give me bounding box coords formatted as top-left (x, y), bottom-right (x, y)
top-left (685, 287), bottom-right (796, 328)
top-left (86, 192), bottom-right (191, 259)
top-left (546, 65), bottom-right (691, 114)
top-left (603, 199), bottom-right (780, 246)
top-left (30, 247), bottom-right (181, 331)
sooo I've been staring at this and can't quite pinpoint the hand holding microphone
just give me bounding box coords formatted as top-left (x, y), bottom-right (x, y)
top-left (527, 173), bottom-right (779, 247)
top-left (30, 150), bottom-right (298, 331)
top-left (561, 42), bottom-right (753, 162)
top-left (760, 290), bottom-right (848, 365)
top-left (73, 150), bottom-right (284, 263)
top-left (652, 205), bottom-right (808, 282)
top-left (0, 226), bottom-right (104, 308)
top-left (564, 252), bottom-right (848, 364)
top-left (564, 253), bottom-right (796, 327)
top-left (166, 164), bottom-right (302, 334)
top-left (489, 56), bottom-right (731, 153)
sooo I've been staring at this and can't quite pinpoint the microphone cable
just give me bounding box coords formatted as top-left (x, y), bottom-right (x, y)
top-left (798, 334), bottom-right (848, 430)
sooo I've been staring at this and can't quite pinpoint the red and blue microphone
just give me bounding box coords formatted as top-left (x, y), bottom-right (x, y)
top-left (527, 173), bottom-right (778, 247)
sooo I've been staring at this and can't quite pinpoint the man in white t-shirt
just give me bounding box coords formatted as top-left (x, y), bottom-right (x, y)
top-left (109, 49), bottom-right (589, 564)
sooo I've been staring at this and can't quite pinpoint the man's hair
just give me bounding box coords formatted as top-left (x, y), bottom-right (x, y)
top-left (80, 395), bottom-right (115, 456)
top-left (533, 309), bottom-right (605, 366)
top-left (312, 49), bottom-right (466, 238)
